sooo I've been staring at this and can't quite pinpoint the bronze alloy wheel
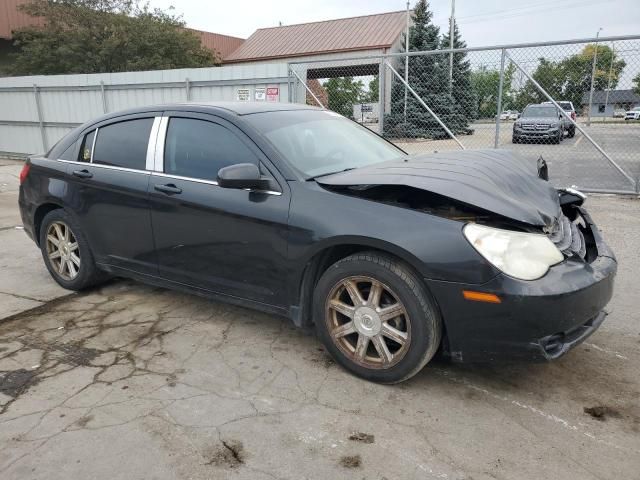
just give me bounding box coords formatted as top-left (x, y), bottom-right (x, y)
top-left (46, 221), bottom-right (81, 280)
top-left (325, 276), bottom-right (411, 369)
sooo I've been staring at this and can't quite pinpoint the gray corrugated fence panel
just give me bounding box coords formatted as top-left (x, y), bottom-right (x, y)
top-left (0, 63), bottom-right (291, 155)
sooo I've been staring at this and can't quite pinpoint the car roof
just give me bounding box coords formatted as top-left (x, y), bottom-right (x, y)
top-left (85, 102), bottom-right (323, 127)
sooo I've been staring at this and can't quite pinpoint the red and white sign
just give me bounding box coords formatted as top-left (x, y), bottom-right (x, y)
top-left (266, 87), bottom-right (279, 102)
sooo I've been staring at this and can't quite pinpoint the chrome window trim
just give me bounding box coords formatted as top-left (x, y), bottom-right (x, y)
top-left (152, 171), bottom-right (282, 196)
top-left (146, 117), bottom-right (162, 171)
top-left (89, 127), bottom-right (98, 163)
top-left (56, 158), bottom-right (150, 175)
top-left (154, 116), bottom-right (169, 172)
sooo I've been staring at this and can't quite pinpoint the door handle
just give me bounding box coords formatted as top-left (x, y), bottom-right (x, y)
top-left (154, 183), bottom-right (182, 195)
top-left (72, 169), bottom-right (93, 179)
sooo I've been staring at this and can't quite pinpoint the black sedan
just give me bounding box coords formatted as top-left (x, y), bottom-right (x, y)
top-left (18, 102), bottom-right (616, 383)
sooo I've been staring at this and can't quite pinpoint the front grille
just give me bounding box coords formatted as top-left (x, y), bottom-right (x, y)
top-left (521, 123), bottom-right (551, 130)
top-left (547, 212), bottom-right (586, 259)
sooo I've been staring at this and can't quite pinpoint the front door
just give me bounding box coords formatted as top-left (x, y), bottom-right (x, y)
top-left (148, 113), bottom-right (290, 308)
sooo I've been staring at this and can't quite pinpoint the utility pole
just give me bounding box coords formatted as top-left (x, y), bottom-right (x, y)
top-left (603, 41), bottom-right (615, 123)
top-left (587, 27), bottom-right (602, 126)
top-left (449, 0), bottom-right (455, 93)
top-left (404, 1), bottom-right (410, 121)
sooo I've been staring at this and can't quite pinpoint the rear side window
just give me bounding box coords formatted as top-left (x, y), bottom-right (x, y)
top-left (93, 118), bottom-right (154, 170)
top-left (78, 130), bottom-right (96, 162)
top-left (164, 118), bottom-right (258, 180)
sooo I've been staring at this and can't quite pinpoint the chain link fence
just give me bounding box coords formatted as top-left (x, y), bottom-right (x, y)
top-left (289, 35), bottom-right (640, 194)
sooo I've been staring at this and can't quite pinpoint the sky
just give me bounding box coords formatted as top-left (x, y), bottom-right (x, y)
top-left (149, 0), bottom-right (640, 45)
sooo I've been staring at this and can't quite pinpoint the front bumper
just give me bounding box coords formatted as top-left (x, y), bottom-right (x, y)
top-left (513, 127), bottom-right (561, 139)
top-left (427, 209), bottom-right (616, 362)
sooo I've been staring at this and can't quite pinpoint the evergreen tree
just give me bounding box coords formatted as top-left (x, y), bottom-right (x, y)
top-left (384, 1), bottom-right (470, 138)
top-left (440, 20), bottom-right (477, 122)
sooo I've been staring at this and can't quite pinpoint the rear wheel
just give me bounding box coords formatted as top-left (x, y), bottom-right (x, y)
top-left (568, 126), bottom-right (575, 138)
top-left (314, 252), bottom-right (442, 383)
top-left (39, 209), bottom-right (107, 290)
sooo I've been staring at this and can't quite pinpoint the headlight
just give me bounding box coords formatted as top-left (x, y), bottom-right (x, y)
top-left (463, 223), bottom-right (564, 280)
top-left (550, 122), bottom-right (560, 128)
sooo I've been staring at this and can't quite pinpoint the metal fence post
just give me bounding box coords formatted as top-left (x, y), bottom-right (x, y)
top-left (32, 84), bottom-right (47, 152)
top-left (185, 78), bottom-right (191, 101)
top-left (289, 68), bottom-right (324, 108)
top-left (100, 81), bottom-right (107, 113)
top-left (378, 60), bottom-right (385, 136)
top-left (494, 49), bottom-right (506, 149)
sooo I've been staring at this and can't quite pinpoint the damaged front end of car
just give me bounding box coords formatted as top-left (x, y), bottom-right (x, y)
top-left (316, 149), bottom-right (617, 362)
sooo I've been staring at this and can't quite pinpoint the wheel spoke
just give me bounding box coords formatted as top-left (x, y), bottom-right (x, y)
top-left (53, 223), bottom-right (64, 242)
top-left (354, 334), bottom-right (369, 359)
top-left (70, 252), bottom-right (81, 267)
top-left (68, 242), bottom-right (79, 252)
top-left (64, 224), bottom-right (70, 241)
top-left (57, 258), bottom-right (66, 274)
top-left (49, 250), bottom-right (62, 260)
top-left (367, 281), bottom-right (383, 308)
top-left (372, 335), bottom-right (393, 364)
top-left (329, 299), bottom-right (355, 319)
top-left (67, 260), bottom-right (76, 277)
top-left (47, 234), bottom-right (60, 247)
top-left (332, 321), bottom-right (356, 339)
top-left (378, 303), bottom-right (403, 322)
top-left (343, 280), bottom-right (364, 306)
top-left (381, 323), bottom-right (408, 346)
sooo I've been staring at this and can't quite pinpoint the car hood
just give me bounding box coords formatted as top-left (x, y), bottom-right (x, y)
top-left (316, 149), bottom-right (561, 227)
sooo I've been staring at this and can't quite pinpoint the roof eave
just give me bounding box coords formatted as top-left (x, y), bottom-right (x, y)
top-left (223, 44), bottom-right (392, 63)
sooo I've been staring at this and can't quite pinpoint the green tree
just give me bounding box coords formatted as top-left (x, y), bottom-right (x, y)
top-left (512, 45), bottom-right (625, 111)
top-left (440, 20), bottom-right (477, 121)
top-left (385, 0), bottom-right (470, 138)
top-left (8, 0), bottom-right (217, 75)
top-left (324, 77), bottom-right (365, 119)
top-left (363, 75), bottom-right (379, 103)
top-left (471, 63), bottom-right (515, 118)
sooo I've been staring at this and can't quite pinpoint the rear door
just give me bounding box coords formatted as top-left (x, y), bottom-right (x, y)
top-left (148, 112), bottom-right (290, 307)
top-left (64, 113), bottom-right (160, 275)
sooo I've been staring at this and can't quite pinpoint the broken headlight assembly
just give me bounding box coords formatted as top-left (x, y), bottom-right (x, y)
top-left (463, 223), bottom-right (564, 281)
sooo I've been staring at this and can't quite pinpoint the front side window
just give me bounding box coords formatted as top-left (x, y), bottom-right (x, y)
top-left (164, 118), bottom-right (258, 180)
top-left (78, 130), bottom-right (95, 162)
top-left (93, 118), bottom-right (154, 170)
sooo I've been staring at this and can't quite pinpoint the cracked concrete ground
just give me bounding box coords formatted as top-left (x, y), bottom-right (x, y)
top-left (1, 158), bottom-right (639, 479)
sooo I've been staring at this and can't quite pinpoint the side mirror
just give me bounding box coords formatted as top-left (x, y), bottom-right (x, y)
top-left (217, 163), bottom-right (270, 190)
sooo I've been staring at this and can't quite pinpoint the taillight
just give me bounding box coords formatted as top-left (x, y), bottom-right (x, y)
top-left (19, 163), bottom-right (30, 184)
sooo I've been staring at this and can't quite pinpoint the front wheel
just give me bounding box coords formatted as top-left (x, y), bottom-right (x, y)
top-left (39, 209), bottom-right (107, 290)
top-left (568, 126), bottom-right (575, 138)
top-left (314, 252), bottom-right (442, 383)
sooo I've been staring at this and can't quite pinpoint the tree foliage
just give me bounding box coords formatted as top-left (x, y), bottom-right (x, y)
top-left (324, 77), bottom-right (365, 119)
top-left (471, 63), bottom-right (516, 118)
top-left (8, 0), bottom-right (217, 75)
top-left (385, 1), bottom-right (472, 138)
top-left (513, 45), bottom-right (626, 111)
top-left (632, 73), bottom-right (640, 95)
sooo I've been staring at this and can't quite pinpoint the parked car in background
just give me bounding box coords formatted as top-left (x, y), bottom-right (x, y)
top-left (19, 102), bottom-right (616, 383)
top-left (513, 104), bottom-right (564, 144)
top-left (613, 108), bottom-right (626, 118)
top-left (508, 111), bottom-right (520, 120)
top-left (499, 111), bottom-right (512, 120)
top-left (543, 101), bottom-right (576, 137)
top-left (624, 106), bottom-right (640, 120)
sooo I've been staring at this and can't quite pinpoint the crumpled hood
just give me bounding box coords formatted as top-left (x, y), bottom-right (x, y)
top-left (316, 149), bottom-right (561, 227)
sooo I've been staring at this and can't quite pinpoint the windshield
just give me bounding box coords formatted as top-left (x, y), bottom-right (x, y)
top-left (244, 110), bottom-right (404, 178)
top-left (523, 106), bottom-right (558, 118)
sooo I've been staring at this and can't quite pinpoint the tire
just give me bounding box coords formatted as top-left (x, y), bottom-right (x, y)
top-left (553, 132), bottom-right (561, 144)
top-left (512, 136), bottom-right (519, 144)
top-left (568, 126), bottom-right (575, 138)
top-left (314, 252), bottom-right (442, 384)
top-left (39, 209), bottom-right (107, 291)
